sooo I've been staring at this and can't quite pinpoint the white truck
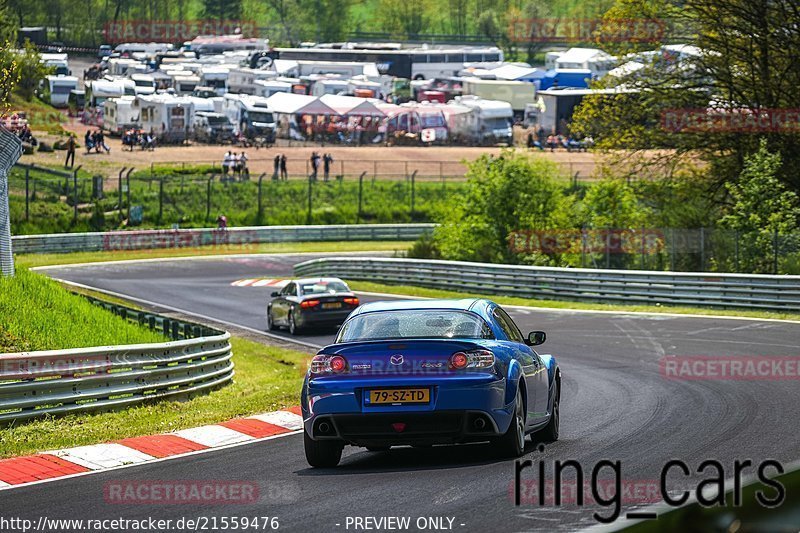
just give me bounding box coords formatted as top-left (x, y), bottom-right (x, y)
top-left (222, 93), bottom-right (276, 144)
top-left (45, 75), bottom-right (79, 107)
top-left (103, 96), bottom-right (138, 135)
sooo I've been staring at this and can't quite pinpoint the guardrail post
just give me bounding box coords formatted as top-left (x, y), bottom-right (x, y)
top-left (357, 171), bottom-right (365, 223)
top-left (257, 173), bottom-right (266, 224)
top-left (72, 166), bottom-right (81, 222)
top-left (118, 167), bottom-right (127, 222)
top-left (206, 175), bottom-right (214, 223)
top-left (25, 167), bottom-right (30, 221)
top-left (158, 176), bottom-right (164, 223)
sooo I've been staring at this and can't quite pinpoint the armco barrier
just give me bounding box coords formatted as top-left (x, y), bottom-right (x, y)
top-left (11, 224), bottom-right (434, 254)
top-left (0, 295), bottom-right (233, 423)
top-left (293, 257), bottom-right (800, 312)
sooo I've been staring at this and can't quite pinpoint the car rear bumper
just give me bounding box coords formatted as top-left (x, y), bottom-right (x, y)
top-left (296, 309), bottom-right (353, 327)
top-left (302, 375), bottom-right (512, 445)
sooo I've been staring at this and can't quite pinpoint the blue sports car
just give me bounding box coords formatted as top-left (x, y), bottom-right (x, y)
top-left (300, 298), bottom-right (561, 467)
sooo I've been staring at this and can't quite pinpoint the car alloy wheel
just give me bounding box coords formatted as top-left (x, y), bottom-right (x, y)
top-left (496, 387), bottom-right (526, 457)
top-left (267, 309), bottom-right (277, 331)
top-left (289, 312), bottom-right (297, 335)
top-left (514, 389), bottom-right (525, 451)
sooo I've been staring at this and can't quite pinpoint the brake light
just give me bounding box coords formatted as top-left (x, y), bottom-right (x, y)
top-left (343, 297), bottom-right (359, 306)
top-left (310, 354), bottom-right (348, 374)
top-left (300, 299), bottom-right (320, 308)
top-left (450, 349), bottom-right (495, 369)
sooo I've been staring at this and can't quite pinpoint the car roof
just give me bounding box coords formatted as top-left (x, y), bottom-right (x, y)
top-left (352, 298), bottom-right (489, 317)
top-left (292, 277), bottom-right (347, 286)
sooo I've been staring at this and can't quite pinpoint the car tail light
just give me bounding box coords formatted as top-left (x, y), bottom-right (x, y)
top-left (300, 299), bottom-right (320, 309)
top-left (310, 354), bottom-right (348, 374)
top-left (343, 297), bottom-right (359, 306)
top-left (450, 349), bottom-right (495, 370)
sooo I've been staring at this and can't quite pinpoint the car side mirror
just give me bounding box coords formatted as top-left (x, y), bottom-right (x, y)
top-left (527, 331), bottom-right (546, 346)
top-left (271, 291), bottom-right (279, 297)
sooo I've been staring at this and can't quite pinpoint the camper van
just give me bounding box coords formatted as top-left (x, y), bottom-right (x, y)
top-left (85, 79), bottom-right (136, 126)
top-left (227, 68), bottom-right (277, 94)
top-left (114, 43), bottom-right (174, 57)
top-left (200, 66), bottom-right (230, 96)
top-left (253, 80), bottom-right (293, 98)
top-left (131, 73), bottom-right (157, 95)
top-left (191, 111), bottom-right (235, 143)
top-left (311, 79), bottom-right (349, 97)
top-left (103, 96), bottom-right (138, 135)
top-left (133, 94), bottom-right (193, 143)
top-left (40, 53), bottom-right (70, 76)
top-left (385, 104), bottom-right (448, 145)
top-left (222, 93), bottom-right (276, 143)
top-left (45, 75), bottom-right (79, 107)
top-left (452, 96), bottom-right (513, 145)
top-left (172, 74), bottom-right (201, 94)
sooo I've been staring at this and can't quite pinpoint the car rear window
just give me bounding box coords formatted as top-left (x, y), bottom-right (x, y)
top-left (337, 310), bottom-right (493, 342)
top-left (299, 281), bottom-right (350, 295)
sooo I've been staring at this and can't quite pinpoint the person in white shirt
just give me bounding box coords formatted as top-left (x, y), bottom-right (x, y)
top-left (223, 151), bottom-right (232, 175)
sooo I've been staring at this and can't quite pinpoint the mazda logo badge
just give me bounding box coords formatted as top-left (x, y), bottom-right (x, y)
top-left (390, 354), bottom-right (404, 365)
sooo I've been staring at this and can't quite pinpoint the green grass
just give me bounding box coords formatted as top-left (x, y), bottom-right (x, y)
top-left (347, 280), bottom-right (800, 322)
top-left (0, 269), bottom-right (168, 352)
top-left (8, 94), bottom-right (67, 135)
top-left (7, 163), bottom-right (464, 234)
top-left (16, 240), bottom-right (413, 269)
top-left (0, 336), bottom-right (308, 458)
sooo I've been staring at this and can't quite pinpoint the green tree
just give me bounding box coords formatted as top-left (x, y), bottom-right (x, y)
top-left (14, 41), bottom-right (52, 102)
top-left (202, 0), bottom-right (243, 22)
top-left (721, 140), bottom-right (800, 273)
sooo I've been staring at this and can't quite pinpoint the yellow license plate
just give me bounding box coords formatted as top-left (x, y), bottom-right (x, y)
top-left (368, 388), bottom-right (430, 404)
top-left (322, 302), bottom-right (342, 309)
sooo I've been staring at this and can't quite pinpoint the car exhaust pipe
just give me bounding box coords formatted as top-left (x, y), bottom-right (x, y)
top-left (473, 417), bottom-right (486, 430)
top-left (318, 422), bottom-right (331, 434)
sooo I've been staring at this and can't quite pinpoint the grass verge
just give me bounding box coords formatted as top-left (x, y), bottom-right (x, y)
top-left (347, 280), bottom-right (800, 322)
top-left (0, 336), bottom-right (308, 458)
top-left (0, 269), bottom-right (167, 352)
top-left (16, 240), bottom-right (413, 269)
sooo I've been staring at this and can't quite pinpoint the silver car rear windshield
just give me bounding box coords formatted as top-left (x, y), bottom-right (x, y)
top-left (337, 310), bottom-right (493, 342)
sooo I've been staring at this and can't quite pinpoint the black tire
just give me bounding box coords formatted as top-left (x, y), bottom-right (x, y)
top-left (536, 381), bottom-right (560, 442)
top-left (365, 446), bottom-right (390, 452)
top-left (288, 311), bottom-right (299, 335)
top-left (267, 308), bottom-right (277, 331)
top-left (304, 431), bottom-right (343, 468)
top-left (496, 387), bottom-right (526, 458)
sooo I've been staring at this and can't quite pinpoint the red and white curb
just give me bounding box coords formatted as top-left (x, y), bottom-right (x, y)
top-left (231, 278), bottom-right (289, 288)
top-left (0, 407), bottom-right (303, 490)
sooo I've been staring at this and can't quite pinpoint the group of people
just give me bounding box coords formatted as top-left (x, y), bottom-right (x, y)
top-left (222, 151), bottom-right (250, 177)
top-left (527, 129), bottom-right (594, 152)
top-left (272, 154), bottom-right (289, 180)
top-left (309, 152), bottom-right (335, 181)
top-left (85, 130), bottom-right (110, 154)
top-left (122, 129), bottom-right (156, 151)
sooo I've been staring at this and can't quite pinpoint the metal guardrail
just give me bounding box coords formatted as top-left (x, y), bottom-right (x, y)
top-left (293, 257), bottom-right (800, 312)
top-left (0, 295), bottom-right (233, 423)
top-left (11, 224), bottom-right (434, 255)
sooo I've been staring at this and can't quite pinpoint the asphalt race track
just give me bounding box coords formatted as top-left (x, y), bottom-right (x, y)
top-left (8, 252), bottom-right (800, 532)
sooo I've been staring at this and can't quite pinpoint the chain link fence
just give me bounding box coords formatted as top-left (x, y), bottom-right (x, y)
top-left (0, 129), bottom-right (24, 276)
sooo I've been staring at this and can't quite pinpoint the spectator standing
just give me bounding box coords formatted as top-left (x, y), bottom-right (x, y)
top-left (323, 153), bottom-right (333, 181)
top-left (273, 154), bottom-right (281, 180)
top-left (84, 130), bottom-right (94, 154)
top-left (223, 151), bottom-right (232, 175)
top-left (216, 214), bottom-right (228, 230)
top-left (240, 152), bottom-right (249, 178)
top-left (310, 151), bottom-right (321, 180)
top-left (64, 134), bottom-right (76, 168)
top-left (280, 154), bottom-right (288, 180)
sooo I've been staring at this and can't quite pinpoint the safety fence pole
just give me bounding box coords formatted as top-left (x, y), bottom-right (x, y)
top-left (0, 129), bottom-right (23, 276)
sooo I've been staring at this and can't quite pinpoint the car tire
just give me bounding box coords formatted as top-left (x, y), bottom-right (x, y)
top-left (304, 431), bottom-right (343, 468)
top-left (496, 387), bottom-right (526, 458)
top-left (267, 308), bottom-right (277, 331)
top-left (288, 311), bottom-right (299, 335)
top-left (365, 446), bottom-right (390, 452)
top-left (536, 382), bottom-right (560, 442)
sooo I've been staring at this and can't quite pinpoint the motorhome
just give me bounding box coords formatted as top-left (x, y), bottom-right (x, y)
top-left (171, 73), bottom-right (201, 94)
top-left (45, 75), bottom-right (78, 107)
top-left (68, 89), bottom-right (85, 116)
top-left (384, 103), bottom-right (448, 145)
top-left (189, 35), bottom-right (269, 56)
top-left (253, 80), bottom-right (293, 98)
top-left (227, 68), bottom-right (277, 94)
top-left (347, 77), bottom-right (382, 98)
top-left (199, 66), bottom-right (230, 96)
top-left (191, 111), bottom-right (235, 143)
top-left (546, 48), bottom-right (615, 78)
top-left (133, 94), bottom-right (193, 143)
top-left (114, 43), bottom-right (174, 57)
top-left (461, 78), bottom-right (536, 119)
top-left (131, 73), bottom-right (156, 95)
top-left (40, 53), bottom-right (70, 76)
top-left (222, 93), bottom-right (276, 142)
top-left (311, 79), bottom-right (349, 97)
top-left (103, 96), bottom-right (138, 135)
top-left (85, 79), bottom-right (136, 126)
top-left (107, 58), bottom-right (144, 77)
top-left (452, 95), bottom-right (513, 145)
